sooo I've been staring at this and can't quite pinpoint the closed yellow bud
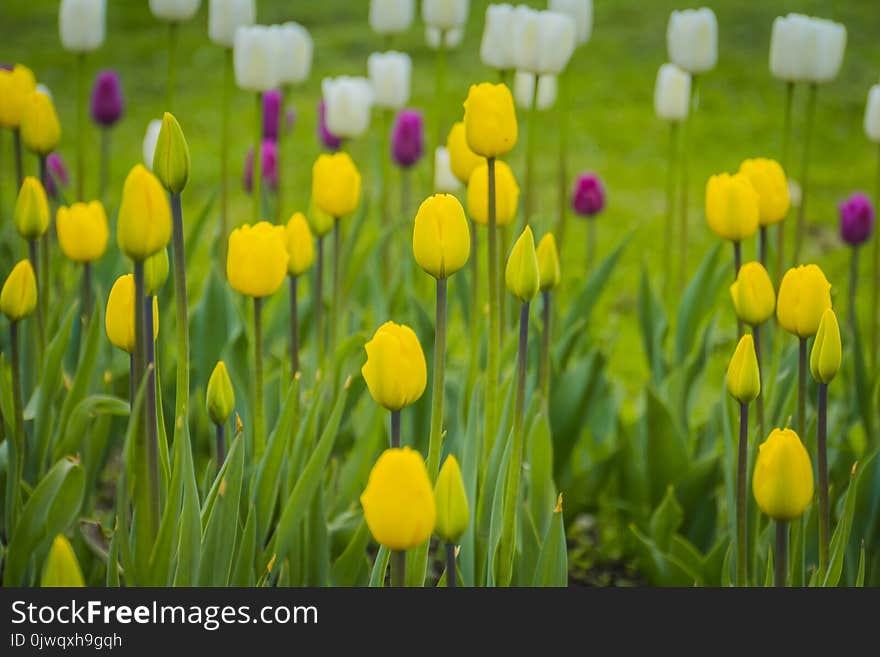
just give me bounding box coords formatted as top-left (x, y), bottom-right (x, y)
top-left (536, 233), bottom-right (561, 292)
top-left (20, 91), bottom-right (61, 156)
top-left (446, 121), bottom-right (482, 184)
top-left (311, 152), bottom-right (361, 218)
top-left (117, 164), bottom-right (172, 261)
top-left (462, 82), bottom-right (518, 158)
top-left (226, 222), bottom-right (289, 298)
top-left (505, 226), bottom-right (540, 303)
top-left (738, 158), bottom-right (790, 226)
top-left (752, 428), bottom-right (814, 521)
top-left (40, 535), bottom-right (85, 587)
top-left (360, 447), bottom-right (436, 551)
top-left (284, 212), bottom-right (315, 276)
top-left (810, 308), bottom-right (841, 384)
top-left (105, 274), bottom-right (158, 354)
top-left (0, 64), bottom-right (36, 129)
top-left (56, 201), bottom-right (108, 263)
top-left (361, 321), bottom-right (427, 411)
top-left (1, 260), bottom-right (38, 322)
top-left (433, 455), bottom-right (469, 543)
top-left (776, 264), bottom-right (832, 339)
top-left (412, 193), bottom-right (471, 279)
top-left (466, 159), bottom-right (519, 226)
top-left (206, 360), bottom-right (235, 425)
top-left (726, 334), bottom-right (760, 404)
top-left (14, 176), bottom-right (50, 240)
top-left (729, 261), bottom-right (775, 326)
top-left (144, 248), bottom-right (169, 295)
top-left (705, 172), bottom-right (759, 242)
top-left (306, 201), bottom-right (335, 238)
top-left (152, 112), bottom-right (190, 194)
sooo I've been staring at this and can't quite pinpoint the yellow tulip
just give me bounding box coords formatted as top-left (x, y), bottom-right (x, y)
top-left (466, 159), bottom-right (519, 226)
top-left (144, 248), bottom-right (170, 296)
top-left (727, 334), bottom-right (760, 404)
top-left (446, 121), bottom-right (482, 185)
top-left (40, 535), bottom-right (85, 587)
top-left (226, 222), bottom-right (289, 298)
top-left (505, 226), bottom-right (540, 303)
top-left (433, 455), bottom-right (469, 543)
top-left (117, 164), bottom-right (172, 261)
top-left (361, 321), bottom-right (427, 411)
top-left (311, 152), bottom-right (361, 218)
top-left (810, 308), bottom-right (841, 385)
top-left (752, 428), bottom-right (814, 521)
top-left (56, 201), bottom-right (109, 263)
top-left (729, 261), bottom-right (775, 326)
top-left (105, 274), bottom-right (159, 354)
top-left (152, 112), bottom-right (190, 194)
top-left (705, 172), bottom-right (760, 242)
top-left (284, 212), bottom-right (315, 276)
top-left (536, 233), bottom-right (561, 292)
top-left (738, 158), bottom-right (790, 227)
top-left (462, 82), bottom-right (518, 158)
top-left (206, 360), bottom-right (235, 425)
top-left (776, 264), bottom-right (832, 338)
top-left (14, 176), bottom-right (50, 240)
top-left (0, 64), bottom-right (36, 129)
top-left (1, 260), bottom-right (38, 322)
top-left (360, 447), bottom-right (436, 551)
top-left (20, 91), bottom-right (61, 156)
top-left (412, 193), bottom-right (471, 279)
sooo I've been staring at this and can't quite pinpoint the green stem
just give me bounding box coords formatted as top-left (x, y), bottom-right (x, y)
top-left (76, 52), bottom-right (86, 201)
top-left (381, 108), bottom-right (391, 223)
top-left (817, 382), bottom-right (829, 577)
top-left (253, 92), bottom-right (262, 223)
top-left (679, 75), bottom-right (698, 290)
top-left (143, 294), bottom-right (160, 538)
top-left (390, 409), bottom-right (401, 449)
top-left (759, 226), bottom-right (767, 267)
top-left (445, 542), bottom-right (456, 588)
top-left (736, 401), bottom-right (748, 587)
top-left (586, 218), bottom-right (596, 272)
top-left (523, 72), bottom-right (539, 230)
top-left (99, 128), bottom-right (110, 202)
top-left (664, 122), bottom-right (679, 299)
top-left (775, 520), bottom-right (788, 587)
top-left (849, 246), bottom-right (859, 334)
top-left (434, 33), bottom-right (447, 163)
top-left (754, 322), bottom-right (765, 439)
top-left (13, 128), bottom-right (23, 189)
top-left (873, 142), bottom-right (880, 369)
top-left (81, 262), bottom-right (92, 327)
top-left (215, 422), bottom-right (226, 476)
top-left (331, 216), bottom-right (341, 356)
top-left (734, 240), bottom-right (743, 339)
top-left (28, 239), bottom-right (45, 356)
top-left (797, 337), bottom-right (807, 436)
top-left (166, 22), bottom-right (178, 112)
top-left (776, 82), bottom-right (795, 286)
top-left (315, 236), bottom-right (325, 364)
top-left (220, 48), bottom-right (233, 271)
top-left (555, 69), bottom-right (570, 247)
top-left (426, 277), bottom-right (448, 480)
top-left (540, 290), bottom-right (551, 399)
top-left (391, 550), bottom-right (406, 587)
top-left (8, 322), bottom-right (24, 534)
top-left (170, 193), bottom-right (190, 436)
top-left (484, 157), bottom-right (500, 465)
top-left (794, 83), bottom-right (817, 263)
top-left (253, 296), bottom-right (265, 458)
top-left (276, 86), bottom-right (287, 224)
top-left (289, 274), bottom-right (299, 378)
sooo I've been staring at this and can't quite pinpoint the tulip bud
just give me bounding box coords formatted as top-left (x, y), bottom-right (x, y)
top-left (726, 334), bottom-right (760, 404)
top-left (810, 309), bottom-right (841, 385)
top-left (143, 119), bottom-right (162, 170)
top-left (361, 447), bottom-right (436, 551)
top-left (514, 72), bottom-right (557, 111)
top-left (117, 165), bottom-right (172, 262)
top-left (316, 99), bottom-right (342, 151)
top-left (467, 159), bottom-right (520, 226)
top-left (422, 0), bottom-right (469, 31)
top-left (426, 26), bottom-right (463, 50)
top-left (105, 274), bottom-right (159, 353)
top-left (40, 535), bottom-right (85, 587)
top-left (536, 233), bottom-right (561, 292)
top-left (571, 172), bottom-right (606, 217)
top-left (752, 428), bottom-right (814, 521)
top-left (462, 82), bottom-right (518, 158)
top-left (1, 260), bottom-right (38, 322)
top-left (311, 152), bottom-right (362, 218)
top-left (838, 192), bottom-right (875, 247)
top-left (361, 321), bottom-right (427, 411)
top-left (368, 51), bottom-right (412, 110)
top-left (0, 64), bottom-right (36, 129)
top-left (14, 176), bottom-right (50, 240)
top-left (776, 264), bottom-right (832, 339)
top-left (322, 76), bottom-right (374, 139)
top-left (21, 91), bottom-right (61, 156)
top-left (243, 140), bottom-right (279, 194)
top-left (208, 0), bottom-right (255, 48)
top-left (153, 112), bottom-right (190, 194)
top-left (433, 455), bottom-right (470, 543)
top-left (234, 25), bottom-right (280, 92)
top-left (729, 261), bottom-right (775, 326)
top-left (226, 222), bottom-right (289, 298)
top-left (90, 70), bottom-right (124, 127)
top-left (307, 200), bottom-right (335, 238)
top-left (480, 4), bottom-right (517, 71)
top-left (272, 22), bottom-right (313, 86)
top-left (412, 194), bottom-right (471, 279)
top-left (738, 158), bottom-right (790, 227)
top-left (505, 226), bottom-right (540, 303)
top-left (56, 201), bottom-right (109, 264)
top-left (446, 121), bottom-right (481, 185)
top-left (45, 153), bottom-right (70, 200)
top-left (549, 0), bottom-right (593, 46)
top-left (59, 0), bottom-right (106, 53)
top-left (666, 8), bottom-right (717, 74)
top-left (149, 0), bottom-right (201, 22)
top-left (369, 0), bottom-right (415, 35)
top-left (391, 109), bottom-right (424, 168)
top-left (865, 85), bottom-right (880, 144)
top-left (433, 147), bottom-right (460, 194)
top-left (705, 172), bottom-right (760, 243)
top-left (144, 248), bottom-right (170, 295)
top-left (654, 63), bottom-right (691, 123)
top-left (284, 212), bottom-right (315, 276)
top-left (206, 360), bottom-right (235, 425)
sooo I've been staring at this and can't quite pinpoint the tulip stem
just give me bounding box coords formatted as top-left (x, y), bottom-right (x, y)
top-left (253, 92), bottom-right (262, 223)
top-left (523, 72), bottom-right (539, 230)
top-left (664, 122), bottom-right (679, 299)
top-left (219, 48), bottom-right (233, 271)
top-left (679, 75), bottom-right (698, 291)
top-left (276, 87), bottom-right (286, 225)
top-left (759, 226), bottom-right (767, 267)
top-left (331, 217), bottom-right (341, 356)
top-left (391, 550), bottom-right (406, 587)
top-left (13, 128), bottom-right (23, 189)
top-left (484, 157), bottom-right (500, 466)
top-left (99, 128), bottom-right (110, 203)
top-left (7, 321), bottom-right (24, 534)
top-left (555, 68), bottom-right (570, 248)
top-left (170, 192), bottom-right (190, 444)
top-left (794, 83), bottom-right (818, 263)
top-left (215, 422), bottom-right (226, 476)
top-left (166, 22), bottom-right (178, 112)
top-left (754, 323), bottom-right (765, 439)
top-left (775, 520), bottom-right (788, 587)
top-left (129, 354), bottom-right (134, 410)
top-left (586, 219), bottom-right (596, 273)
top-left (775, 82), bottom-right (795, 287)
top-left (874, 143), bottom-right (880, 369)
top-left (733, 241), bottom-right (743, 339)
top-left (434, 33), bottom-right (447, 164)
top-left (817, 381), bottom-right (830, 577)
top-left (540, 290), bottom-right (551, 400)
top-left (289, 274), bottom-right (299, 379)
top-left (315, 236), bottom-right (325, 364)
top-left (27, 239), bottom-right (45, 358)
top-left (143, 295), bottom-right (160, 531)
top-left (81, 262), bottom-right (92, 327)
top-left (445, 542), bottom-right (456, 588)
top-left (76, 52), bottom-right (86, 201)
top-left (797, 337), bottom-right (807, 436)
top-left (427, 277), bottom-right (448, 480)
top-left (736, 401), bottom-right (748, 587)
top-left (390, 409), bottom-right (400, 449)
top-left (848, 246), bottom-right (859, 334)
top-left (253, 296), bottom-right (265, 458)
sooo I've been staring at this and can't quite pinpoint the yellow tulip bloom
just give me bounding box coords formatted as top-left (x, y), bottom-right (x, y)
top-left (0, 260), bottom-right (38, 322)
top-left (412, 193), bottom-right (471, 279)
top-left (14, 176), bottom-right (50, 240)
top-left (56, 201), bottom-right (109, 263)
top-left (505, 226), bottom-right (540, 303)
top-left (311, 152), bottom-right (361, 219)
top-left (226, 222), bottom-right (289, 298)
top-left (104, 274), bottom-right (159, 354)
top-left (446, 121), bottom-right (482, 185)
top-left (738, 158), bottom-right (790, 227)
top-left (729, 261), bottom-right (775, 326)
top-left (0, 64), bottom-right (36, 129)
top-left (776, 264), bottom-right (832, 339)
top-left (463, 82), bottom-right (518, 158)
top-left (433, 455), bottom-right (469, 543)
top-left (752, 428), bottom-right (814, 521)
top-left (810, 308), bottom-right (841, 384)
top-left (726, 334), bottom-right (760, 404)
top-left (536, 233), bottom-right (561, 292)
top-left (117, 164), bottom-right (172, 262)
top-left (466, 159), bottom-right (519, 226)
top-left (705, 172), bottom-right (759, 242)
top-left (361, 321), bottom-right (427, 411)
top-left (284, 212), bottom-right (315, 276)
top-left (20, 91), bottom-right (61, 156)
top-left (206, 360), bottom-right (235, 425)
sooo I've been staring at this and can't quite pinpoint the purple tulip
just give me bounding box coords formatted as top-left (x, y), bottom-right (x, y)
top-left (317, 99), bottom-right (342, 151)
top-left (44, 152), bottom-right (69, 200)
top-left (391, 109), bottom-right (424, 169)
top-left (90, 70), bottom-right (124, 127)
top-left (243, 140), bottom-right (279, 193)
top-left (839, 192), bottom-right (875, 246)
top-left (571, 172), bottom-right (606, 217)
top-left (263, 89), bottom-right (282, 141)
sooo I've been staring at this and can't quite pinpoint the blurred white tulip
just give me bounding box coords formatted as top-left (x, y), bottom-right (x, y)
top-left (769, 14), bottom-right (810, 82)
top-left (514, 72), bottom-right (557, 111)
top-left (322, 76), bottom-right (374, 139)
top-left (654, 63), bottom-right (691, 122)
top-left (208, 0), bottom-right (255, 48)
top-left (234, 25), bottom-right (280, 92)
top-left (368, 51), bottom-right (412, 109)
top-left (512, 7), bottom-right (576, 75)
top-left (808, 18), bottom-right (846, 84)
top-left (422, 0), bottom-right (469, 31)
top-left (143, 119), bottom-right (163, 170)
top-left (666, 7), bottom-right (717, 74)
top-left (36, 84), bottom-right (52, 100)
top-left (426, 26), bottom-right (463, 49)
top-left (865, 85), bottom-right (880, 143)
top-left (59, 0), bottom-right (106, 53)
top-left (149, 0), bottom-right (201, 22)
top-left (548, 0), bottom-right (592, 46)
top-left (369, 0), bottom-right (415, 35)
top-left (480, 4), bottom-right (516, 71)
top-left (769, 14), bottom-right (846, 84)
top-left (434, 147), bottom-right (461, 193)
top-left (273, 22), bottom-right (313, 86)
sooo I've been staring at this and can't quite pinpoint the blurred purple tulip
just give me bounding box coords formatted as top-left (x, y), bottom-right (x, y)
top-left (243, 140), bottom-right (279, 193)
top-left (45, 152), bottom-right (69, 200)
top-left (263, 89), bottom-right (282, 141)
top-left (317, 99), bottom-right (341, 151)
top-left (839, 192), bottom-right (875, 246)
top-left (572, 172), bottom-right (606, 217)
top-left (90, 70), bottom-right (124, 127)
top-left (391, 109), bottom-right (424, 169)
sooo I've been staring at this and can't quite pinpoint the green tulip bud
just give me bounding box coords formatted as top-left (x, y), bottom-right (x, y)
top-left (144, 248), bottom-right (170, 296)
top-left (206, 360), bottom-right (235, 425)
top-left (505, 226), bottom-right (540, 303)
top-left (810, 308), bottom-right (841, 384)
top-left (433, 455), bottom-right (470, 543)
top-left (153, 111), bottom-right (190, 194)
top-left (727, 334), bottom-right (760, 404)
top-left (40, 535), bottom-right (85, 587)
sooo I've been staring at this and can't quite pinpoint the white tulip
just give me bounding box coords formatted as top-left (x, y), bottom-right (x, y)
top-left (208, 0), bottom-right (255, 48)
top-left (273, 22), bottom-right (313, 86)
top-left (480, 4), bottom-right (516, 71)
top-left (149, 0), bottom-right (201, 22)
top-left (512, 7), bottom-right (576, 75)
top-left (809, 18), bottom-right (846, 84)
top-left (422, 0), bottom-right (469, 31)
top-left (865, 85), bottom-right (880, 143)
top-left (769, 14), bottom-right (810, 82)
top-left (654, 63), bottom-right (691, 122)
top-left (426, 26), bottom-right (464, 50)
top-left (59, 0), bottom-right (106, 53)
top-left (143, 119), bottom-right (163, 170)
top-left (322, 76), bottom-right (374, 139)
top-left (369, 0), bottom-right (415, 35)
top-left (666, 8), bottom-right (717, 75)
top-left (769, 15), bottom-right (846, 84)
top-left (434, 147), bottom-right (461, 193)
top-left (368, 51), bottom-right (412, 109)
top-left (548, 0), bottom-right (592, 46)
top-left (234, 25), bottom-right (280, 92)
top-left (514, 72), bottom-right (557, 111)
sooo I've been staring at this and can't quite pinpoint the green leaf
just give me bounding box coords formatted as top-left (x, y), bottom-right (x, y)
top-left (642, 388), bottom-right (688, 506)
top-left (855, 541), bottom-right (866, 587)
top-left (198, 435), bottom-right (244, 586)
top-left (331, 518), bottom-right (371, 586)
top-left (527, 412), bottom-right (555, 538)
top-left (53, 395), bottom-right (129, 460)
top-left (822, 457), bottom-right (868, 587)
top-left (172, 422), bottom-right (202, 586)
top-left (637, 269), bottom-right (668, 385)
top-left (230, 505), bottom-right (257, 587)
top-left (649, 486), bottom-right (683, 552)
top-left (369, 546), bottom-right (390, 587)
top-left (532, 496), bottom-right (567, 586)
top-left (674, 242), bottom-right (723, 363)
